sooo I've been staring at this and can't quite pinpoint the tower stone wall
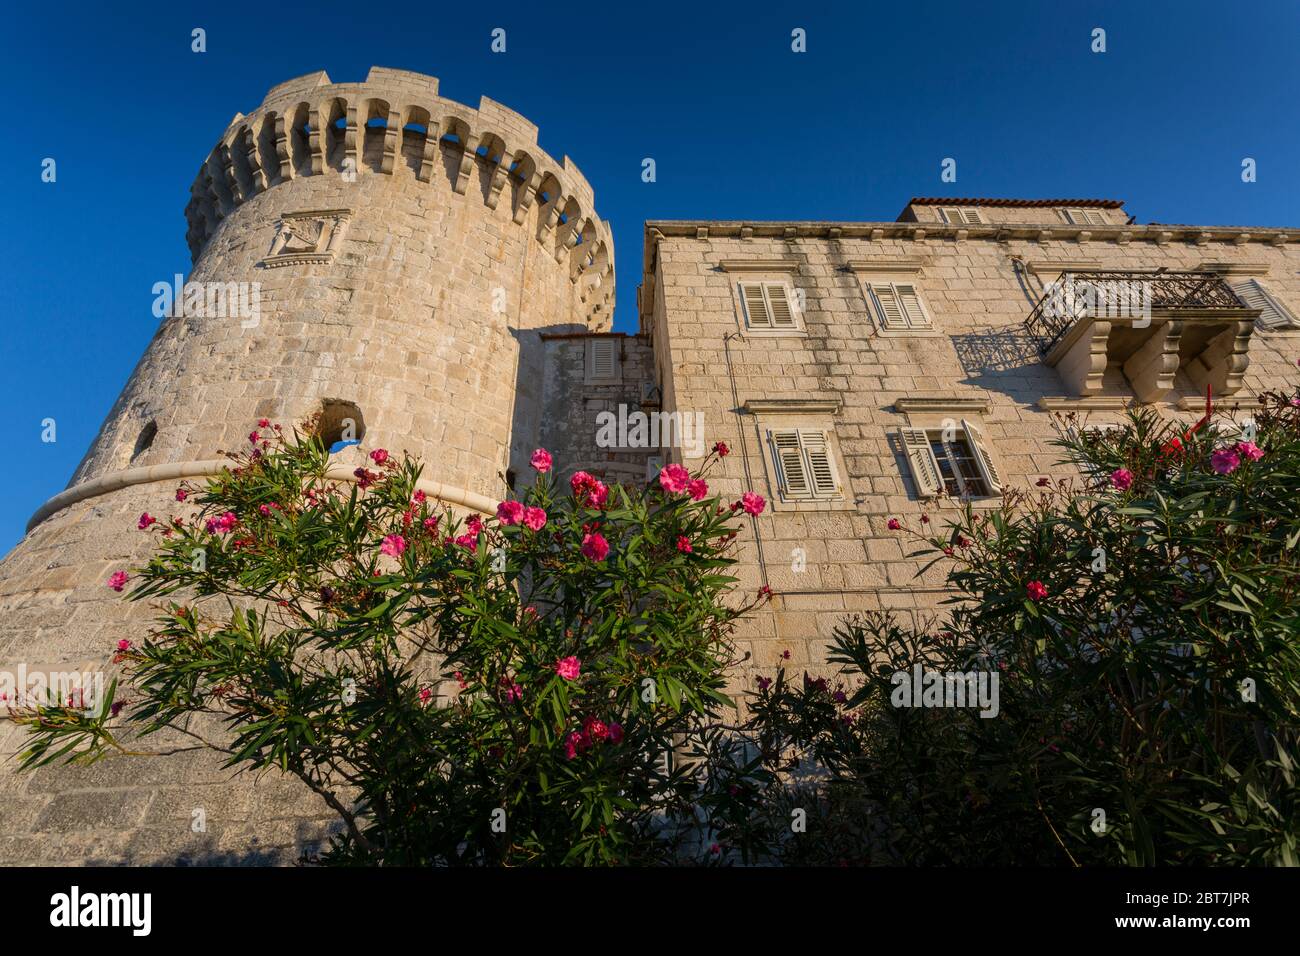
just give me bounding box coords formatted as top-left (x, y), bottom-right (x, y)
top-left (0, 68), bottom-right (614, 864)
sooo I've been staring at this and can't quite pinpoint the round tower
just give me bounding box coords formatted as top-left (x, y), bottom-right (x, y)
top-left (0, 68), bottom-right (614, 864)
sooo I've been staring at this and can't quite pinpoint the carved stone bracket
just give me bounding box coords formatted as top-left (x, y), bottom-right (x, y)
top-left (1122, 321), bottom-right (1182, 403)
top-left (1045, 318), bottom-right (1111, 396)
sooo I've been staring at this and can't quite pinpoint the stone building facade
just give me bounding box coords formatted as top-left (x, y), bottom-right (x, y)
top-left (1, 68), bottom-right (1297, 864)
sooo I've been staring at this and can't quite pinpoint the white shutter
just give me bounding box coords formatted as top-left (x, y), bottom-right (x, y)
top-left (942, 207), bottom-right (983, 225)
top-left (1064, 207), bottom-right (1104, 226)
top-left (899, 428), bottom-right (942, 498)
top-left (741, 282), bottom-right (771, 329)
top-left (766, 284), bottom-right (797, 329)
top-left (961, 419), bottom-right (1003, 495)
top-left (1232, 279), bottom-right (1297, 330)
top-left (799, 429), bottom-right (839, 498)
top-left (871, 284), bottom-right (906, 330)
top-left (894, 283), bottom-right (928, 329)
top-left (590, 339), bottom-right (617, 379)
top-left (770, 430), bottom-right (810, 499)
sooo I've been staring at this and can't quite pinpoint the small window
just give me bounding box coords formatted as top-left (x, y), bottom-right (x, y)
top-left (867, 282), bottom-right (932, 331)
top-left (1231, 279), bottom-right (1299, 330)
top-left (768, 429), bottom-right (841, 501)
top-left (316, 399), bottom-right (366, 453)
top-left (899, 421), bottom-right (1001, 498)
top-left (586, 338), bottom-right (620, 382)
top-left (1061, 207), bottom-right (1105, 226)
top-left (938, 206), bottom-right (984, 225)
top-left (131, 420), bottom-right (157, 462)
top-left (739, 282), bottom-right (800, 332)
top-left (645, 455), bottom-right (664, 482)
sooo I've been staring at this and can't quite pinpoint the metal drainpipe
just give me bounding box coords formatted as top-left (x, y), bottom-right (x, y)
top-left (723, 330), bottom-right (770, 590)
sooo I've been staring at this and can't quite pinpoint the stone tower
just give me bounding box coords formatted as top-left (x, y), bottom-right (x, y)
top-left (0, 68), bottom-right (614, 864)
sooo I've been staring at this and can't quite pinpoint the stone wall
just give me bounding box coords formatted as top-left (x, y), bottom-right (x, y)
top-left (642, 218), bottom-right (1300, 693)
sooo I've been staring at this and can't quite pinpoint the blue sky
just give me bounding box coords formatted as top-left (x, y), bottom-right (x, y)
top-left (1, 0), bottom-right (1297, 548)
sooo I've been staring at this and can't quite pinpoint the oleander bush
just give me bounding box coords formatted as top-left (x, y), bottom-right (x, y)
top-left (13, 423), bottom-right (773, 865)
top-left (744, 391), bottom-right (1300, 866)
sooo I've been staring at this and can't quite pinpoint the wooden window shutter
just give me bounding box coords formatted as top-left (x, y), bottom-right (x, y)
top-left (800, 429), bottom-right (839, 498)
top-left (770, 429), bottom-right (811, 499)
top-left (590, 339), bottom-right (617, 378)
top-left (894, 284), bottom-right (927, 328)
top-left (741, 282), bottom-right (771, 328)
top-left (766, 284), bottom-right (797, 328)
top-left (961, 419), bottom-right (1003, 494)
top-left (1233, 279), bottom-right (1297, 330)
top-left (871, 284), bottom-right (906, 329)
top-left (899, 428), bottom-right (942, 497)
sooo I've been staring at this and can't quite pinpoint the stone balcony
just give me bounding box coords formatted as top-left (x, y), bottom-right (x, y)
top-left (1025, 271), bottom-right (1260, 402)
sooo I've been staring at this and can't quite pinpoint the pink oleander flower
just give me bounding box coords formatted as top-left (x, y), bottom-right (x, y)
top-left (412, 489), bottom-right (426, 504)
top-left (781, 650), bottom-right (791, 660)
top-left (1235, 441), bottom-right (1264, 462)
top-left (556, 656), bottom-right (581, 680)
top-left (523, 506), bottom-right (547, 531)
top-left (1026, 580), bottom-right (1048, 601)
top-left (887, 518), bottom-right (901, 530)
top-left (687, 478), bottom-right (709, 500)
top-left (454, 532), bottom-right (478, 552)
top-left (137, 512), bottom-right (157, 530)
top-left (713, 442), bottom-right (730, 457)
top-left (418, 687), bottom-right (432, 703)
top-left (530, 448), bottom-right (553, 473)
top-left (423, 516), bottom-right (439, 533)
top-left (354, 467), bottom-right (378, 489)
top-left (1291, 398), bottom-right (1300, 408)
top-left (370, 448), bottom-right (389, 464)
top-left (205, 511), bottom-right (238, 535)
top-left (175, 488), bottom-right (188, 502)
top-left (248, 431), bottom-right (261, 444)
top-left (257, 418), bottom-right (270, 428)
top-left (756, 676), bottom-right (772, 691)
top-left (111, 701), bottom-right (125, 717)
top-left (107, 571), bottom-right (129, 592)
top-left (116, 639), bottom-right (131, 652)
top-left (497, 500), bottom-right (525, 525)
top-left (1211, 448), bottom-right (1241, 475)
top-left (570, 472), bottom-right (609, 509)
top-left (740, 492), bottom-right (765, 516)
top-left (758, 585), bottom-right (773, 599)
top-left (466, 515), bottom-right (483, 536)
top-left (676, 535), bottom-right (693, 554)
top-left (523, 605), bottom-right (539, 621)
top-left (1109, 468), bottom-right (1134, 491)
top-left (581, 532), bottom-right (610, 561)
top-left (608, 722), bottom-right (624, 744)
top-left (258, 504), bottom-right (273, 517)
top-left (564, 732), bottom-right (583, 760)
top-left (583, 716), bottom-right (609, 743)
top-left (658, 464), bottom-right (691, 494)
top-left (380, 534), bottom-right (407, 558)
top-left (505, 682), bottom-right (523, 703)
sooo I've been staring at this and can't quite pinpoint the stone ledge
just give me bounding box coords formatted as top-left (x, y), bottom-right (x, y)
top-left (27, 461), bottom-right (496, 533)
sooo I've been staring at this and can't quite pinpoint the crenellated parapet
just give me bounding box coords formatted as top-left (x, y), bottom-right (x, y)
top-left (184, 67), bottom-right (614, 326)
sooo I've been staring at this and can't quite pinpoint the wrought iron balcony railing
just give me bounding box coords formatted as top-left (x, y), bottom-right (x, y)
top-left (1023, 270), bottom-right (1248, 356)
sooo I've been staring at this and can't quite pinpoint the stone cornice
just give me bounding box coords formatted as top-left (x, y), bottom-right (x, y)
top-left (645, 221), bottom-right (1298, 245)
top-left (717, 258), bottom-right (803, 273)
top-left (894, 397), bottom-right (991, 415)
top-left (743, 398), bottom-right (842, 415)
